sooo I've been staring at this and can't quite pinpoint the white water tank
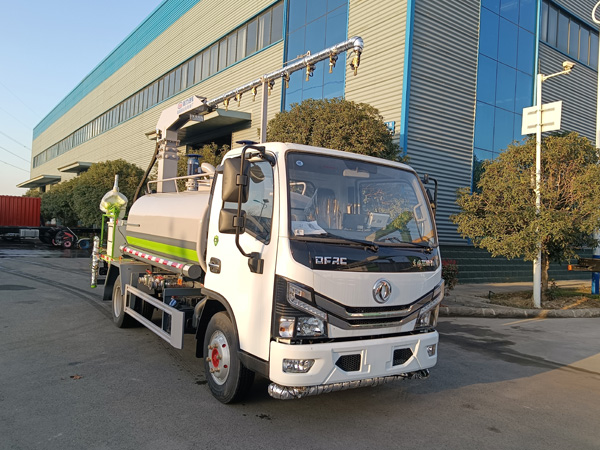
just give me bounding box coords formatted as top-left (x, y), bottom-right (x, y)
top-left (125, 186), bottom-right (211, 266)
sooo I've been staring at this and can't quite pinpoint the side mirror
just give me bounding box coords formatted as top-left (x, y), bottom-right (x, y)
top-left (426, 189), bottom-right (436, 211)
top-left (222, 157), bottom-right (249, 203)
top-left (421, 174), bottom-right (438, 215)
top-left (218, 209), bottom-right (246, 234)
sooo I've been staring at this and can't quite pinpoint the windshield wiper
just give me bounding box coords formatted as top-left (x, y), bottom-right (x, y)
top-left (292, 234), bottom-right (379, 252)
top-left (376, 239), bottom-right (435, 252)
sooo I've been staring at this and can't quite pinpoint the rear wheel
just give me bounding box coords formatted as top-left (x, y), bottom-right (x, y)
top-left (112, 276), bottom-right (135, 328)
top-left (203, 312), bottom-right (254, 403)
top-left (141, 300), bottom-right (155, 321)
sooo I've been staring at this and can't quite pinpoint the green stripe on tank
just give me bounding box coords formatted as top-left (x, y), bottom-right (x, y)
top-left (127, 236), bottom-right (199, 263)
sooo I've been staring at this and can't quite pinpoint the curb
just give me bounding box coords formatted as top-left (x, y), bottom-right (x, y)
top-left (439, 305), bottom-right (600, 318)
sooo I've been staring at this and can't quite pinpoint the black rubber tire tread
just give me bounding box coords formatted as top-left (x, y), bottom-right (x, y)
top-left (141, 301), bottom-right (155, 321)
top-left (112, 276), bottom-right (136, 328)
top-left (203, 312), bottom-right (254, 404)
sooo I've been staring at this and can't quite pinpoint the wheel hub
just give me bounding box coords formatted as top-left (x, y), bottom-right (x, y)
top-left (207, 330), bottom-right (230, 385)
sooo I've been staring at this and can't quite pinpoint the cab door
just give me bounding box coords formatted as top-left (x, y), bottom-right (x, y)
top-left (204, 158), bottom-right (278, 362)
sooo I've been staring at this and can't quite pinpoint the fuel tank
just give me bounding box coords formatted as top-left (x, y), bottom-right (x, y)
top-left (124, 186), bottom-right (211, 267)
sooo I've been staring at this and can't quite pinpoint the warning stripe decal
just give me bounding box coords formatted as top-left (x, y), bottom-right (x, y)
top-left (121, 246), bottom-right (185, 270)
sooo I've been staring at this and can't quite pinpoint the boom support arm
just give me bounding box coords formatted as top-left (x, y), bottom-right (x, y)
top-left (153, 36), bottom-right (364, 192)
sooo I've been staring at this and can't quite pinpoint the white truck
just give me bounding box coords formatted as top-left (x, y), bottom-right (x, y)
top-left (93, 37), bottom-right (443, 403)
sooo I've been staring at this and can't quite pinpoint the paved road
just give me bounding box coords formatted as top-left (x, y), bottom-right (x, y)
top-left (1, 249), bottom-right (599, 450)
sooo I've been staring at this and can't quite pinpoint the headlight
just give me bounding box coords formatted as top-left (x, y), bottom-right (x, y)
top-left (273, 277), bottom-right (329, 340)
top-left (416, 281), bottom-right (443, 330)
top-left (296, 316), bottom-right (325, 337)
top-left (416, 306), bottom-right (439, 329)
top-left (287, 282), bottom-right (328, 321)
top-left (288, 282), bottom-right (312, 304)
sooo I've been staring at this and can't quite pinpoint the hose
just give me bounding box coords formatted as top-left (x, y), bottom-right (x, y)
top-left (133, 140), bottom-right (160, 203)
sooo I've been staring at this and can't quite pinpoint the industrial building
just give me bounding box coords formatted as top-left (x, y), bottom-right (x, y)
top-left (21, 0), bottom-right (599, 281)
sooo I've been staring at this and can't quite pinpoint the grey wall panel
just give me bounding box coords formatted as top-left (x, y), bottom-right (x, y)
top-left (346, 0), bottom-right (407, 145)
top-left (406, 0), bottom-right (479, 244)
top-left (539, 44), bottom-right (597, 144)
top-left (33, 0), bottom-right (276, 157)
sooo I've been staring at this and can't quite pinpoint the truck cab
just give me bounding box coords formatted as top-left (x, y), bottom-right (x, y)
top-left (202, 142), bottom-right (442, 400)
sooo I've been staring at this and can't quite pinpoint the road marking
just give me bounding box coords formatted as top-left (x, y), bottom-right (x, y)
top-left (504, 298), bottom-right (592, 325)
top-left (504, 310), bottom-right (549, 326)
top-left (561, 297), bottom-right (590, 309)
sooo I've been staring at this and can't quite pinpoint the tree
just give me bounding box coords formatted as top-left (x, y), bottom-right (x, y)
top-left (23, 189), bottom-right (42, 198)
top-left (70, 159), bottom-right (145, 227)
top-left (451, 132), bottom-right (600, 297)
top-left (40, 179), bottom-right (79, 226)
top-left (267, 98), bottom-right (404, 162)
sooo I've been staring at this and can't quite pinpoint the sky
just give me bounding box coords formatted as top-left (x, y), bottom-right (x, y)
top-left (0, 0), bottom-right (164, 196)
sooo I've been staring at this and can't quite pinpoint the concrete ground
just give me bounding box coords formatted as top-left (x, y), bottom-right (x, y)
top-left (1, 245), bottom-right (599, 449)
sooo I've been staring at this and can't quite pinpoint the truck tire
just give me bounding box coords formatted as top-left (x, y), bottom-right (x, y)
top-left (203, 312), bottom-right (254, 403)
top-left (41, 228), bottom-right (58, 245)
top-left (78, 238), bottom-right (91, 250)
top-left (112, 276), bottom-right (135, 328)
top-left (141, 300), bottom-right (155, 321)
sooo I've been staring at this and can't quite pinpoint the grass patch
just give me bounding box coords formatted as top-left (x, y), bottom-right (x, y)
top-left (486, 286), bottom-right (600, 309)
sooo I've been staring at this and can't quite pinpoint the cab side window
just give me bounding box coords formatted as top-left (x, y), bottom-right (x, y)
top-left (224, 160), bottom-right (274, 243)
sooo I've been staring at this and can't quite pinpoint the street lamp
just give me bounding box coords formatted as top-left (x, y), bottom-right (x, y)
top-left (591, 2), bottom-right (600, 296)
top-left (532, 63), bottom-right (574, 308)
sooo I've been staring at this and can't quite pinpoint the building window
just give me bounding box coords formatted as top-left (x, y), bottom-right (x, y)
top-left (541, 0), bottom-right (599, 68)
top-left (473, 0), bottom-right (536, 184)
top-left (33, 1), bottom-right (284, 169)
top-left (284, 0), bottom-right (348, 109)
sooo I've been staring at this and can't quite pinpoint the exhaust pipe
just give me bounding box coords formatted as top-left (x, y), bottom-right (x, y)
top-left (268, 370), bottom-right (430, 400)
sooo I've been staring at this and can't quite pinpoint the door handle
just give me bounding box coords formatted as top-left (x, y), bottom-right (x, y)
top-left (209, 257), bottom-right (221, 274)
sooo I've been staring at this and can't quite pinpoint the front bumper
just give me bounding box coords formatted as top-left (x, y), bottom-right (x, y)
top-left (269, 330), bottom-right (438, 387)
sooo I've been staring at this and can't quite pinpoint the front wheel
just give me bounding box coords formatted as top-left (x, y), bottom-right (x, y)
top-left (203, 312), bottom-right (254, 403)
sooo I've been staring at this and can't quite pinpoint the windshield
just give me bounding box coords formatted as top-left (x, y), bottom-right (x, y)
top-left (286, 152), bottom-right (437, 247)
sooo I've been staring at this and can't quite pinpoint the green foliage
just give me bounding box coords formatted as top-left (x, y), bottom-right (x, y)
top-left (40, 179), bottom-right (79, 226)
top-left (70, 159), bottom-right (145, 227)
top-left (23, 189), bottom-right (42, 198)
top-left (546, 279), bottom-right (559, 300)
top-left (442, 260), bottom-right (459, 291)
top-left (452, 132), bottom-right (600, 289)
top-left (471, 156), bottom-right (485, 193)
top-left (267, 98), bottom-right (405, 162)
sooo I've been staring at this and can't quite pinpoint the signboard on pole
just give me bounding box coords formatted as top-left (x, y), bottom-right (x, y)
top-left (521, 101), bottom-right (563, 135)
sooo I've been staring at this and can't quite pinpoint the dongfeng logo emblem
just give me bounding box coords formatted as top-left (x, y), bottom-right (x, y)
top-left (373, 279), bottom-right (392, 304)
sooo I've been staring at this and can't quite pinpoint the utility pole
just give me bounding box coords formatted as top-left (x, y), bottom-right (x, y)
top-left (591, 2), bottom-right (600, 295)
top-left (531, 64), bottom-right (574, 308)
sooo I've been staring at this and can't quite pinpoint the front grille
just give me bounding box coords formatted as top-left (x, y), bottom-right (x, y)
top-left (393, 348), bottom-right (413, 366)
top-left (314, 282), bottom-right (443, 330)
top-left (344, 297), bottom-right (425, 314)
top-left (335, 354), bottom-right (361, 372)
